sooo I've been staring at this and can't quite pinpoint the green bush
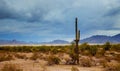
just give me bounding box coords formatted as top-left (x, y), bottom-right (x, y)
top-left (80, 43), bottom-right (90, 52)
top-left (89, 46), bottom-right (98, 56)
top-left (111, 44), bottom-right (120, 52)
top-left (103, 42), bottom-right (111, 51)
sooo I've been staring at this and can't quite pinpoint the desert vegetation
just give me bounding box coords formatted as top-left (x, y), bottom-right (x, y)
top-left (0, 42), bottom-right (119, 71)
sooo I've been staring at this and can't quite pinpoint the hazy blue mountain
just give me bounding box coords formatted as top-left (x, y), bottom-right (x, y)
top-left (41, 40), bottom-right (69, 44)
top-left (0, 34), bottom-right (120, 45)
top-left (80, 34), bottom-right (120, 44)
top-left (0, 40), bottom-right (27, 45)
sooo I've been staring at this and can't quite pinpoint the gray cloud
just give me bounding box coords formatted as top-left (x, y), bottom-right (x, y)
top-left (0, 0), bottom-right (15, 19)
top-left (0, 0), bottom-right (120, 41)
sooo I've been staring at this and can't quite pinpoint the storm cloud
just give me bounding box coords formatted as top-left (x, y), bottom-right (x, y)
top-left (0, 0), bottom-right (120, 42)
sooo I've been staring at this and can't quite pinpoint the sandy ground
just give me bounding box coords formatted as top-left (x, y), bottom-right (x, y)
top-left (0, 59), bottom-right (104, 71)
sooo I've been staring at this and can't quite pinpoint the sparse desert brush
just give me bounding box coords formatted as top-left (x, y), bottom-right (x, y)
top-left (37, 46), bottom-right (50, 52)
top-left (82, 50), bottom-right (90, 56)
top-left (114, 54), bottom-right (120, 62)
top-left (103, 42), bottom-right (111, 51)
top-left (100, 59), bottom-right (108, 68)
top-left (14, 53), bottom-right (27, 59)
top-left (105, 63), bottom-right (120, 71)
top-left (68, 50), bottom-right (79, 64)
top-left (30, 52), bottom-right (40, 60)
top-left (50, 47), bottom-right (59, 54)
top-left (0, 53), bottom-right (13, 62)
top-left (1, 63), bottom-right (23, 71)
top-left (47, 55), bottom-right (60, 65)
top-left (95, 48), bottom-right (105, 58)
top-left (80, 43), bottom-right (98, 56)
top-left (71, 66), bottom-right (79, 71)
top-left (80, 57), bottom-right (92, 67)
top-left (89, 46), bottom-right (98, 56)
top-left (80, 43), bottom-right (90, 52)
top-left (111, 44), bottom-right (120, 52)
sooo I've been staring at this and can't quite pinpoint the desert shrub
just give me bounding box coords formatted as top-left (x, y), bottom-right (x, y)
top-left (38, 46), bottom-right (50, 52)
top-left (111, 44), bottom-right (120, 52)
top-left (89, 46), bottom-right (98, 56)
top-left (95, 48), bottom-right (105, 58)
top-left (47, 55), bottom-right (60, 65)
top-left (1, 64), bottom-right (23, 71)
top-left (80, 58), bottom-right (92, 67)
top-left (71, 66), bottom-right (79, 71)
top-left (51, 48), bottom-right (59, 54)
top-left (0, 53), bottom-right (13, 62)
top-left (69, 52), bottom-right (79, 64)
top-left (14, 53), bottom-right (27, 59)
top-left (105, 63), bottom-right (120, 71)
top-left (30, 52), bottom-right (40, 60)
top-left (103, 42), bottom-right (111, 51)
top-left (80, 43), bottom-right (90, 52)
top-left (100, 59), bottom-right (108, 68)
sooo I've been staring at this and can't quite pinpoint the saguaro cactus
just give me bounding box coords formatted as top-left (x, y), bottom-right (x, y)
top-left (74, 17), bottom-right (80, 64)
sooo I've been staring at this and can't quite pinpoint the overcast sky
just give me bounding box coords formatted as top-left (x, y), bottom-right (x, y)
top-left (0, 0), bottom-right (120, 42)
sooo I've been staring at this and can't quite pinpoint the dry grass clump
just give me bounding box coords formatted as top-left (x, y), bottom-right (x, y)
top-left (14, 53), bottom-right (27, 59)
top-left (95, 48), bottom-right (105, 58)
top-left (71, 66), bottom-right (79, 71)
top-left (114, 54), bottom-right (120, 62)
top-left (0, 53), bottom-right (13, 62)
top-left (30, 52), bottom-right (48, 61)
top-left (47, 55), bottom-right (60, 65)
top-left (30, 52), bottom-right (41, 60)
top-left (100, 59), bottom-right (108, 68)
top-left (1, 63), bottom-right (23, 71)
top-left (105, 63), bottom-right (120, 71)
top-left (80, 57), bottom-right (92, 67)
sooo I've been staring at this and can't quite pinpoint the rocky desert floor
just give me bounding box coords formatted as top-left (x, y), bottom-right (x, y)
top-left (0, 52), bottom-right (116, 71)
top-left (0, 44), bottom-right (120, 71)
top-left (0, 58), bottom-right (103, 71)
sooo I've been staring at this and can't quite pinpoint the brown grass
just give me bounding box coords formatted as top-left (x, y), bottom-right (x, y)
top-left (1, 63), bottom-right (23, 71)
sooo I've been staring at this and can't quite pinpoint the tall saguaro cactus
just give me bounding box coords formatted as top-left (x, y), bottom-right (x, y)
top-left (74, 17), bottom-right (80, 64)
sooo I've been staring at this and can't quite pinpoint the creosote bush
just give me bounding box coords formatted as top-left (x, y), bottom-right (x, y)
top-left (103, 42), bottom-right (111, 51)
top-left (47, 55), bottom-right (60, 65)
top-left (80, 58), bottom-right (92, 67)
top-left (14, 53), bottom-right (27, 59)
top-left (89, 46), bottom-right (98, 56)
top-left (30, 52), bottom-right (40, 60)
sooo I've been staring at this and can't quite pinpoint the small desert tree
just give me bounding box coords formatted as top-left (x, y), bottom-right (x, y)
top-left (103, 42), bottom-right (111, 51)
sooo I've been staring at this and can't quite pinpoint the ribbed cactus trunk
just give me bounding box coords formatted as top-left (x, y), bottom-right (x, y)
top-left (74, 17), bottom-right (80, 64)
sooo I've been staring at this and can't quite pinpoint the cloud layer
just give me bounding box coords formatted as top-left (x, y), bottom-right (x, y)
top-left (0, 0), bottom-right (120, 42)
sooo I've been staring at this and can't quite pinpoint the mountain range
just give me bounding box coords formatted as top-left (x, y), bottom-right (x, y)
top-left (0, 34), bottom-right (120, 45)
top-left (80, 34), bottom-right (120, 44)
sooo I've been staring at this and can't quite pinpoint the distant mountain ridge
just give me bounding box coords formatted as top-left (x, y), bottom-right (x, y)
top-left (0, 40), bottom-right (27, 45)
top-left (0, 34), bottom-right (120, 45)
top-left (41, 40), bottom-right (69, 44)
top-left (80, 34), bottom-right (120, 44)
